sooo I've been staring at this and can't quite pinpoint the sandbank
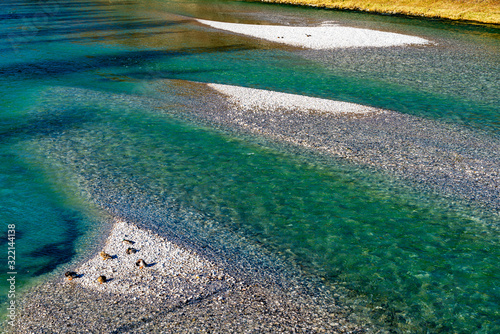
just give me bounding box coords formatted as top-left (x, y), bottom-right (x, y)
top-left (196, 18), bottom-right (430, 48)
top-left (74, 220), bottom-right (232, 297)
top-left (13, 218), bottom-right (368, 333)
top-left (198, 82), bottom-right (499, 210)
top-left (208, 83), bottom-right (380, 114)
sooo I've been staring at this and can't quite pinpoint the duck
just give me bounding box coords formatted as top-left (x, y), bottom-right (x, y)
top-left (65, 271), bottom-right (78, 280)
top-left (135, 259), bottom-right (148, 269)
top-left (122, 239), bottom-right (135, 245)
top-left (97, 275), bottom-right (107, 284)
top-left (126, 247), bottom-right (138, 255)
top-left (100, 251), bottom-right (112, 260)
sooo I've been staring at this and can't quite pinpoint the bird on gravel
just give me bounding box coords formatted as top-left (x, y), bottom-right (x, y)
top-left (136, 259), bottom-right (148, 269)
top-left (100, 251), bottom-right (113, 260)
top-left (126, 247), bottom-right (138, 255)
top-left (122, 239), bottom-right (135, 245)
top-left (97, 275), bottom-right (107, 284)
top-left (65, 271), bottom-right (78, 281)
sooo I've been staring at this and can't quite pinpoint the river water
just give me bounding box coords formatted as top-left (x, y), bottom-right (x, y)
top-left (0, 0), bottom-right (499, 332)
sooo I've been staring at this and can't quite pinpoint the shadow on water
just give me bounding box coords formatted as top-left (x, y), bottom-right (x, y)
top-left (0, 142), bottom-right (96, 282)
top-left (5, 30), bottom-right (181, 47)
top-left (0, 45), bottom-right (251, 79)
top-left (1, 0), bottom-right (193, 54)
top-left (0, 8), bottom-right (112, 22)
top-left (0, 18), bottom-right (191, 43)
top-left (0, 107), bottom-right (97, 142)
top-left (2, 0), bottom-right (128, 10)
top-left (121, 68), bottom-right (221, 81)
top-left (0, 230), bottom-right (24, 246)
top-left (26, 209), bottom-right (81, 277)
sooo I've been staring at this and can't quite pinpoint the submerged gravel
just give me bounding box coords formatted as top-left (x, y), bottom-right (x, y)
top-left (185, 82), bottom-right (500, 212)
top-left (13, 220), bottom-right (369, 333)
top-left (11, 79), bottom-right (499, 333)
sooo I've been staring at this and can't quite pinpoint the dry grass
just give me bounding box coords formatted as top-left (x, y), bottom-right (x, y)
top-left (258, 0), bottom-right (500, 24)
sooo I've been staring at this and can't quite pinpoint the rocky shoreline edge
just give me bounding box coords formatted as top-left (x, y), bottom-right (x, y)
top-left (9, 220), bottom-right (372, 333)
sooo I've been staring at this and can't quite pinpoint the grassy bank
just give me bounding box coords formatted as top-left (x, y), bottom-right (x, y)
top-left (258, 0), bottom-right (500, 24)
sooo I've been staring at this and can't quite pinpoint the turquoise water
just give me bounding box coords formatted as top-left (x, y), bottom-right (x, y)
top-left (1, 0), bottom-right (499, 332)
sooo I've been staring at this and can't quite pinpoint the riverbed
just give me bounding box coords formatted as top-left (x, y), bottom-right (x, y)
top-left (1, 0), bottom-right (499, 332)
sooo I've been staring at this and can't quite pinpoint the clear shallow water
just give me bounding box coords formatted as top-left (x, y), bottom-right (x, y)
top-left (0, 0), bottom-right (499, 332)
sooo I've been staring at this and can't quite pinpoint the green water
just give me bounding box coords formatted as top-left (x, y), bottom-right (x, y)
top-left (1, 0), bottom-right (499, 332)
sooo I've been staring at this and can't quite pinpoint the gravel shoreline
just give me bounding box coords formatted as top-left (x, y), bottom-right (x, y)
top-left (10, 79), bottom-right (498, 332)
top-left (12, 220), bottom-right (370, 333)
top-left (196, 19), bottom-right (430, 49)
top-left (182, 81), bottom-right (500, 212)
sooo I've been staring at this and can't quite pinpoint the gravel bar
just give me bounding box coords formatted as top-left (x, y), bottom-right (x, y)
top-left (184, 82), bottom-right (500, 212)
top-left (10, 80), bottom-right (498, 333)
top-left (196, 19), bottom-right (430, 49)
top-left (12, 220), bottom-right (369, 333)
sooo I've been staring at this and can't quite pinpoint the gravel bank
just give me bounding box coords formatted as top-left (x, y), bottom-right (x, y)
top-left (10, 81), bottom-right (498, 333)
top-left (181, 81), bottom-right (500, 212)
top-left (196, 19), bottom-right (430, 49)
top-left (72, 220), bottom-right (231, 297)
top-left (207, 83), bottom-right (380, 115)
top-left (12, 220), bottom-right (369, 333)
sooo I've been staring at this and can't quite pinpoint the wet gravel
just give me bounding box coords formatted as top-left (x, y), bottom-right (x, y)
top-left (12, 219), bottom-right (371, 334)
top-left (14, 278), bottom-right (365, 333)
top-left (9, 81), bottom-right (499, 333)
top-left (183, 82), bottom-right (500, 212)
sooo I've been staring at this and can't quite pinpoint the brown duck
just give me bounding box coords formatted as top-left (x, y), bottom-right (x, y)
top-left (126, 247), bottom-right (138, 255)
top-left (100, 251), bottom-right (112, 260)
top-left (65, 271), bottom-right (78, 281)
top-left (135, 259), bottom-right (148, 269)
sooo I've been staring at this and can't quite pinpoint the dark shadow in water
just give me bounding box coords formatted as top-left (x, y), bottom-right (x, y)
top-left (27, 241), bottom-right (75, 276)
top-left (0, 45), bottom-right (251, 80)
top-left (0, 107), bottom-right (98, 143)
top-left (1, 0), bottom-right (192, 53)
top-left (0, 13), bottom-right (33, 20)
top-left (0, 230), bottom-right (24, 246)
top-left (0, 18), bottom-right (190, 42)
top-left (120, 68), bottom-right (222, 81)
top-left (6, 30), bottom-right (181, 47)
top-left (4, 0), bottom-right (126, 10)
top-left (26, 209), bottom-right (81, 277)
top-left (0, 9), bottom-right (112, 23)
